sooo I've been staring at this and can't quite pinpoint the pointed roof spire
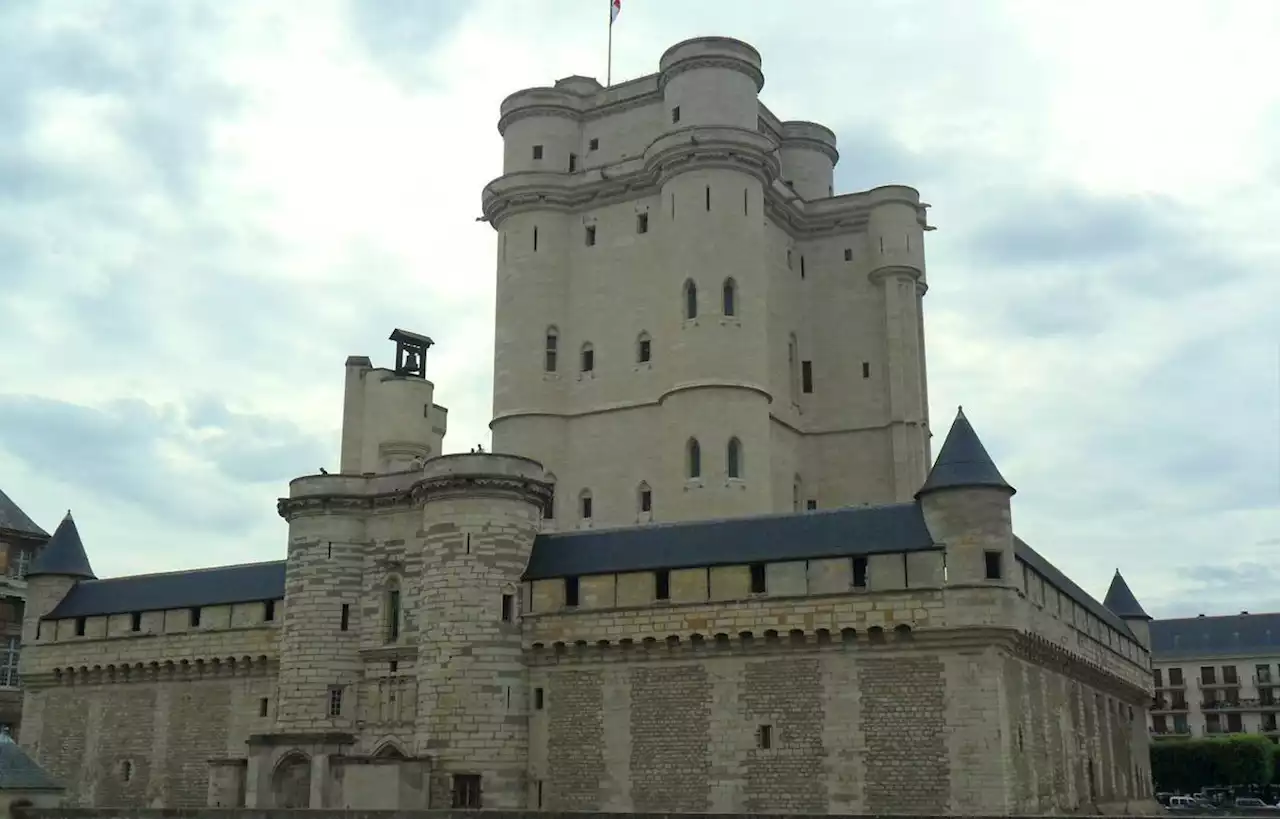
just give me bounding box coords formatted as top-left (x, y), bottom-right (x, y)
top-left (1103, 569), bottom-right (1150, 620)
top-left (916, 407), bottom-right (1016, 498)
top-left (27, 511), bottom-right (96, 580)
top-left (0, 488), bottom-right (48, 539)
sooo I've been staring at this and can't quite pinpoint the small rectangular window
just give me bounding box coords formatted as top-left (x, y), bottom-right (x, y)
top-left (501, 593), bottom-right (515, 622)
top-left (535, 687), bottom-right (544, 710)
top-left (844, 248), bottom-right (853, 261)
top-left (542, 491), bottom-right (555, 520)
top-left (532, 145), bottom-right (543, 160)
top-left (75, 617), bottom-right (86, 637)
top-left (584, 225), bottom-right (596, 246)
top-left (640, 488), bottom-right (652, 512)
top-left (984, 551), bottom-right (1003, 580)
top-left (564, 576), bottom-right (580, 607)
top-left (189, 607), bottom-right (202, 628)
top-left (259, 697), bottom-right (269, 717)
top-left (655, 570), bottom-right (670, 601)
top-left (636, 212), bottom-right (648, 234)
top-left (862, 361), bottom-right (871, 379)
top-left (340, 603), bottom-right (350, 631)
top-left (801, 361), bottom-right (813, 393)
top-left (852, 557), bottom-right (868, 588)
top-left (568, 153), bottom-right (578, 172)
top-left (588, 137), bottom-right (599, 151)
top-left (749, 563), bottom-right (767, 594)
top-left (263, 600), bottom-right (275, 622)
top-left (424, 403), bottom-right (430, 418)
top-left (328, 685), bottom-right (343, 717)
top-left (671, 105), bottom-right (681, 123)
top-left (806, 499), bottom-right (817, 511)
top-left (581, 495), bottom-right (593, 518)
top-left (705, 185), bottom-right (711, 211)
top-left (130, 612), bottom-right (142, 632)
top-left (452, 774), bottom-right (482, 809)
top-left (757, 724), bottom-right (773, 749)
top-left (533, 226), bottom-right (538, 252)
top-left (800, 255), bottom-right (806, 277)
top-left (638, 339), bottom-right (651, 363)
top-left (387, 590), bottom-right (401, 642)
top-left (581, 349), bottom-right (594, 372)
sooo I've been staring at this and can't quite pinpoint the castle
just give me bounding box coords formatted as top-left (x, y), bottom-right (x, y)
top-left (14, 37), bottom-right (1157, 815)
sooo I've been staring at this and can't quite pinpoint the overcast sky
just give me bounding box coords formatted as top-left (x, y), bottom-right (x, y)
top-left (0, 0), bottom-right (1276, 618)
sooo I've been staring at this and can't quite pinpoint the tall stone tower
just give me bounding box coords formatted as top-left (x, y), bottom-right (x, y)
top-left (484, 36), bottom-right (932, 531)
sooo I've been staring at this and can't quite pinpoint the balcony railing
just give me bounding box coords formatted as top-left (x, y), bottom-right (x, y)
top-left (1197, 676), bottom-right (1241, 688)
top-left (1150, 728), bottom-right (1193, 738)
top-left (1151, 700), bottom-right (1190, 713)
top-left (1155, 680), bottom-right (1187, 690)
top-left (1201, 698), bottom-right (1280, 711)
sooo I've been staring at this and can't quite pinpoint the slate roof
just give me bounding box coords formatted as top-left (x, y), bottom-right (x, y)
top-left (1150, 612), bottom-right (1280, 660)
top-left (523, 502), bottom-right (939, 580)
top-left (0, 489), bottom-right (47, 539)
top-left (1103, 570), bottom-right (1150, 620)
top-left (27, 512), bottom-right (95, 580)
top-left (916, 408), bottom-right (1016, 498)
top-left (0, 733), bottom-right (63, 792)
top-left (1014, 537), bottom-right (1134, 639)
top-left (46, 561), bottom-right (286, 619)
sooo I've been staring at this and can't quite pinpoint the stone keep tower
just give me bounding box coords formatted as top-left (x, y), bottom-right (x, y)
top-left (484, 36), bottom-right (932, 531)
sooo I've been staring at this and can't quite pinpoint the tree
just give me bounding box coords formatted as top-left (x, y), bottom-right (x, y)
top-left (1152, 735), bottom-right (1276, 793)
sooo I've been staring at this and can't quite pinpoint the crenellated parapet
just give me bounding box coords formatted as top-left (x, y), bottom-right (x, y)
top-left (25, 650), bottom-right (276, 688)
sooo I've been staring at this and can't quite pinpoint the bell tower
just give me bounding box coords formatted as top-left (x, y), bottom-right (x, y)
top-left (339, 330), bottom-right (449, 474)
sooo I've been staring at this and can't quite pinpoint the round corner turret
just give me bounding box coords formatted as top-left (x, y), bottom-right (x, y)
top-left (497, 86), bottom-right (583, 175)
top-left (658, 37), bottom-right (764, 132)
top-left (779, 120), bottom-right (839, 200)
top-left (866, 186), bottom-right (928, 282)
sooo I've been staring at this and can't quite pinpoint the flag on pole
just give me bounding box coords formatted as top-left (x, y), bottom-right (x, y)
top-left (610, 0), bottom-right (621, 24)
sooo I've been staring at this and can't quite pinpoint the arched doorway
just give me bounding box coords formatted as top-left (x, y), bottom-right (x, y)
top-left (272, 752), bottom-right (312, 809)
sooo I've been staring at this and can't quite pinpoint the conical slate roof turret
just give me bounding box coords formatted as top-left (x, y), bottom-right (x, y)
top-left (0, 488), bottom-right (48, 539)
top-left (1103, 569), bottom-right (1150, 620)
top-left (916, 407), bottom-right (1016, 498)
top-left (27, 511), bottom-right (96, 580)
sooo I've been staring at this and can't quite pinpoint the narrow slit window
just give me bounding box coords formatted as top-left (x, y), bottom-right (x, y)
top-left (580, 492), bottom-right (593, 519)
top-left (535, 687), bottom-right (545, 709)
top-left (130, 612), bottom-right (141, 632)
top-left (501, 593), bottom-right (515, 622)
top-left (564, 576), bottom-right (580, 607)
top-left (636, 212), bottom-right (649, 234)
top-left (584, 225), bottom-right (596, 246)
top-left (259, 698), bottom-right (269, 717)
top-left (533, 226), bottom-right (538, 252)
top-left (544, 329), bottom-right (558, 372)
top-left (749, 563), bottom-right (767, 594)
top-left (263, 600), bottom-right (275, 622)
top-left (743, 188), bottom-right (748, 215)
top-left (705, 185), bottom-right (711, 211)
top-left (985, 551), bottom-right (1003, 580)
top-left (639, 486), bottom-right (652, 512)
top-left (671, 105), bottom-right (681, 123)
top-left (532, 145), bottom-right (543, 160)
top-left (189, 607), bottom-right (201, 628)
top-left (637, 335), bottom-right (651, 363)
top-left (757, 724), bottom-right (773, 749)
top-left (684, 280), bottom-right (698, 319)
top-left (580, 345), bottom-right (594, 372)
top-left (844, 248), bottom-right (852, 261)
top-left (340, 603), bottom-right (350, 631)
top-left (862, 361), bottom-right (871, 379)
top-left (800, 255), bottom-right (806, 278)
top-left (568, 153), bottom-right (578, 172)
top-left (801, 361), bottom-right (813, 393)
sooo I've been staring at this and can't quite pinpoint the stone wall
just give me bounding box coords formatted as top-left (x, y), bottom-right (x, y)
top-left (20, 673), bottom-right (276, 808)
top-left (11, 811), bottom-right (1180, 819)
top-left (524, 631), bottom-right (1150, 816)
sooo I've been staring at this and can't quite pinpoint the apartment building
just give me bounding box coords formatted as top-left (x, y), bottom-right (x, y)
top-left (0, 489), bottom-right (49, 734)
top-left (1150, 612), bottom-right (1280, 741)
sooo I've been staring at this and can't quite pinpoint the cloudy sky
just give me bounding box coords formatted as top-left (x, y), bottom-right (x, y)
top-left (0, 0), bottom-right (1276, 617)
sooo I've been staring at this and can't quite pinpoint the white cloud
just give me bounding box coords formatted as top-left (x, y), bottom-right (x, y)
top-left (0, 0), bottom-right (1276, 619)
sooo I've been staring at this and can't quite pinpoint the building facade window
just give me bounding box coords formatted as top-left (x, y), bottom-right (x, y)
top-left (722, 278), bottom-right (737, 316)
top-left (788, 334), bottom-right (800, 401)
top-left (0, 637), bottom-right (18, 688)
top-left (636, 332), bottom-right (651, 363)
top-left (544, 327), bottom-right (558, 372)
top-left (328, 685), bottom-right (343, 717)
top-left (727, 437), bottom-right (743, 478)
top-left (6, 548), bottom-right (28, 579)
top-left (637, 482), bottom-right (652, 513)
top-left (683, 280), bottom-right (698, 320)
top-left (386, 585), bottom-right (402, 642)
top-left (687, 438), bottom-right (702, 479)
top-left (542, 474), bottom-right (556, 520)
top-left (579, 490), bottom-right (593, 520)
top-left (580, 343), bottom-right (594, 373)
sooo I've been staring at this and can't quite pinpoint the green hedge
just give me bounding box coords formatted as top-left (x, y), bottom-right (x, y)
top-left (1152, 734), bottom-right (1276, 792)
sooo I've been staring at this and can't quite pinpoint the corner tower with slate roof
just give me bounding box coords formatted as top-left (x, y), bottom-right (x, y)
top-left (17, 36), bottom-right (1158, 818)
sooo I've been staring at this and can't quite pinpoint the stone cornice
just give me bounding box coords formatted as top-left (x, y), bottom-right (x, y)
top-left (278, 473), bottom-right (553, 521)
top-left (26, 653), bottom-right (276, 689)
top-left (1011, 631), bottom-right (1150, 704)
top-left (659, 55), bottom-right (765, 92)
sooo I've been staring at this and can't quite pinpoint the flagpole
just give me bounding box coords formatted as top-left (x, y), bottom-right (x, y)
top-left (606, 0), bottom-right (613, 87)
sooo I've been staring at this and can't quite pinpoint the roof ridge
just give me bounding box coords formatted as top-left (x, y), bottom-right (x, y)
top-left (541, 501), bottom-right (918, 540)
top-left (77, 558), bottom-right (287, 585)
